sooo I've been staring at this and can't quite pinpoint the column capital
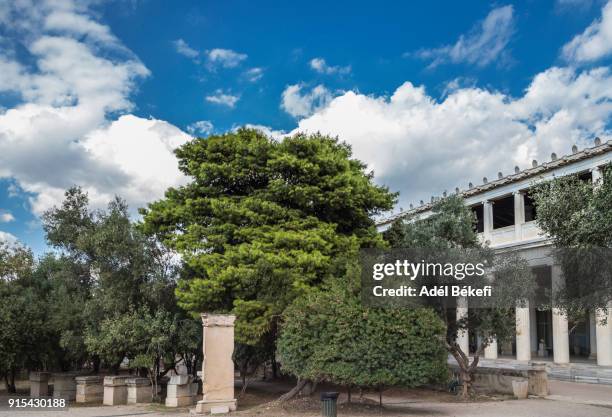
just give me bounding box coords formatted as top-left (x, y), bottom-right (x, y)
top-left (201, 313), bottom-right (236, 327)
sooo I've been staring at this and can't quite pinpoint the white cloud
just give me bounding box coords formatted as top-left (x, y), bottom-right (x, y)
top-left (206, 48), bottom-right (247, 69)
top-left (187, 120), bottom-right (214, 136)
top-left (414, 5), bottom-right (515, 68)
top-left (562, 1), bottom-right (612, 63)
top-left (289, 66), bottom-right (612, 209)
top-left (241, 124), bottom-right (287, 141)
top-left (0, 230), bottom-right (18, 245)
top-left (0, 0), bottom-right (189, 216)
top-left (309, 58), bottom-right (351, 75)
top-left (0, 212), bottom-right (15, 222)
top-left (244, 67), bottom-right (264, 82)
top-left (173, 38), bottom-right (199, 58)
top-left (281, 84), bottom-right (334, 118)
top-left (205, 90), bottom-right (240, 108)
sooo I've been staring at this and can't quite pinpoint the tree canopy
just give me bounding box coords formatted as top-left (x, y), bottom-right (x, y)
top-left (141, 129), bottom-right (396, 346)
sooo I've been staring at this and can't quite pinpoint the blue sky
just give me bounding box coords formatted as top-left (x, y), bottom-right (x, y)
top-left (1, 0), bottom-right (611, 254)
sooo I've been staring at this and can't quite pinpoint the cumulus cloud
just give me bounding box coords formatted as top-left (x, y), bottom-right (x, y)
top-left (281, 84), bottom-right (334, 118)
top-left (187, 120), bottom-right (214, 136)
top-left (562, 1), bottom-right (612, 63)
top-left (206, 48), bottom-right (247, 69)
top-left (0, 0), bottom-right (189, 215)
top-left (241, 124), bottom-right (287, 141)
top-left (205, 90), bottom-right (240, 108)
top-left (0, 211), bottom-right (15, 222)
top-left (173, 38), bottom-right (199, 58)
top-left (289, 66), bottom-right (612, 209)
top-left (309, 58), bottom-right (351, 75)
top-left (0, 231), bottom-right (18, 244)
top-left (244, 67), bottom-right (264, 82)
top-left (414, 5), bottom-right (515, 68)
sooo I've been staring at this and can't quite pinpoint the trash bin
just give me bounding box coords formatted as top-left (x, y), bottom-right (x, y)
top-left (321, 391), bottom-right (339, 417)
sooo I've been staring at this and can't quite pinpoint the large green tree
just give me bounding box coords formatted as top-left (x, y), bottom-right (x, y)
top-left (41, 188), bottom-right (201, 378)
top-left (0, 241), bottom-right (50, 392)
top-left (141, 129), bottom-right (396, 348)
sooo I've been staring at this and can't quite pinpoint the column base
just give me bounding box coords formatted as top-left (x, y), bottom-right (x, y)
top-left (194, 398), bottom-right (237, 414)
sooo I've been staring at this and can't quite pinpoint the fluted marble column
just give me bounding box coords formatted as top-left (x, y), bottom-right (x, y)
top-left (516, 301), bottom-right (531, 361)
top-left (456, 297), bottom-right (469, 355)
top-left (596, 305), bottom-right (612, 366)
top-left (551, 264), bottom-right (570, 364)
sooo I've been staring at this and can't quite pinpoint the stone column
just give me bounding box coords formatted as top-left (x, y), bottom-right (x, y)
top-left (595, 305), bottom-right (612, 366)
top-left (29, 372), bottom-right (50, 397)
top-left (53, 374), bottom-right (76, 401)
top-left (591, 166), bottom-right (603, 185)
top-left (590, 310), bottom-right (598, 359)
top-left (551, 264), bottom-right (570, 364)
top-left (456, 298), bottom-right (469, 355)
top-left (484, 337), bottom-right (498, 359)
top-left (513, 191), bottom-right (525, 240)
top-left (516, 301), bottom-right (531, 361)
top-left (195, 314), bottom-right (237, 414)
top-left (483, 201), bottom-right (493, 242)
top-left (552, 309), bottom-right (570, 364)
top-left (75, 376), bottom-right (103, 403)
top-left (530, 307), bottom-right (538, 356)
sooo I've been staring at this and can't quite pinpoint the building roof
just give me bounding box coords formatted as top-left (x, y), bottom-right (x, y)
top-left (377, 138), bottom-right (612, 227)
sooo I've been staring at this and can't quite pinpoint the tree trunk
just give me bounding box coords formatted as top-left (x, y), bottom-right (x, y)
top-left (278, 378), bottom-right (308, 402)
top-left (347, 386), bottom-right (351, 403)
top-left (446, 339), bottom-right (486, 399)
top-left (378, 387), bottom-right (383, 407)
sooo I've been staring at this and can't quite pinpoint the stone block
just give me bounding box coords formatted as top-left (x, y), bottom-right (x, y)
top-left (169, 374), bottom-right (191, 385)
top-left (29, 372), bottom-right (50, 397)
top-left (167, 383), bottom-right (192, 398)
top-left (53, 374), bottom-right (77, 401)
top-left (512, 379), bottom-right (528, 399)
top-left (103, 375), bottom-right (129, 405)
top-left (195, 399), bottom-right (237, 414)
top-left (127, 378), bottom-right (152, 404)
top-left (75, 376), bottom-right (103, 403)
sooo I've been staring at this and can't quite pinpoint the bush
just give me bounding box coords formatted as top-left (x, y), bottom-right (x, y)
top-left (277, 278), bottom-right (447, 390)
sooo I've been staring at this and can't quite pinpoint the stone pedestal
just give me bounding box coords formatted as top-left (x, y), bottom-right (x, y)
top-left (30, 372), bottom-right (50, 397)
top-left (195, 314), bottom-right (237, 414)
top-left (53, 374), bottom-right (77, 401)
top-left (165, 375), bottom-right (194, 407)
top-left (484, 337), bottom-right (498, 359)
top-left (103, 376), bottom-right (129, 405)
top-left (75, 376), bottom-right (103, 403)
top-left (127, 378), bottom-right (152, 404)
